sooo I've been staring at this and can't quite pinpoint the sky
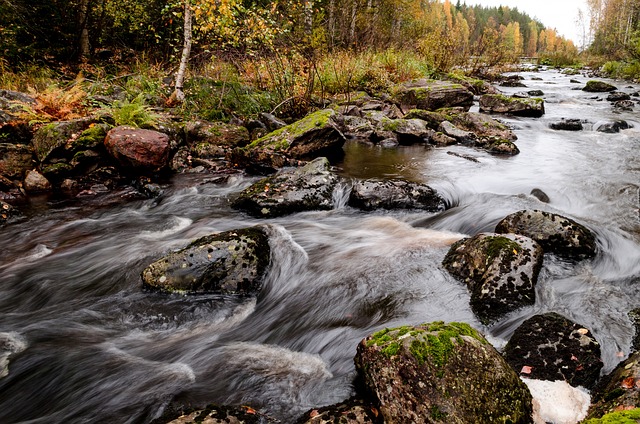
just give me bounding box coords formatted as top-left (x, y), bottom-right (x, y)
top-left (461, 0), bottom-right (590, 47)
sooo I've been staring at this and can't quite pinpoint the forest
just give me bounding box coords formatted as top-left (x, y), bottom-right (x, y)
top-left (0, 0), bottom-right (637, 121)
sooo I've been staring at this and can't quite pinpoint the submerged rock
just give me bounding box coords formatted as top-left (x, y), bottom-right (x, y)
top-left (504, 312), bottom-right (603, 389)
top-left (394, 80), bottom-right (474, 111)
top-left (354, 322), bottom-right (533, 424)
top-left (479, 94), bottom-right (545, 118)
top-left (607, 91), bottom-right (631, 102)
top-left (583, 80), bottom-right (617, 93)
top-left (443, 233), bottom-right (543, 324)
top-left (595, 120), bottom-right (631, 133)
top-left (296, 397), bottom-right (380, 423)
top-left (348, 179), bottom-right (445, 212)
top-left (550, 119), bottom-right (583, 131)
top-left (141, 226), bottom-right (270, 295)
top-left (104, 126), bottom-right (171, 171)
top-left (232, 157), bottom-right (341, 218)
top-left (495, 210), bottom-right (597, 260)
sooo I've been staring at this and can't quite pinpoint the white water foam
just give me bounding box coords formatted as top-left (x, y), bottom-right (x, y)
top-left (138, 216), bottom-right (192, 240)
top-left (523, 378), bottom-right (591, 424)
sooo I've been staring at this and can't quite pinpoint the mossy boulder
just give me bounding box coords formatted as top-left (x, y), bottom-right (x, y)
top-left (296, 397), bottom-right (380, 423)
top-left (394, 80), bottom-right (474, 112)
top-left (583, 80), bottom-right (618, 93)
top-left (232, 109), bottom-right (345, 172)
top-left (141, 226), bottom-right (270, 295)
top-left (374, 118), bottom-right (434, 145)
top-left (32, 118), bottom-right (96, 163)
top-left (232, 157), bottom-right (342, 218)
top-left (587, 351), bottom-right (640, 419)
top-left (443, 233), bottom-right (543, 324)
top-left (583, 408), bottom-right (640, 423)
top-left (495, 210), bottom-right (597, 260)
top-left (449, 111), bottom-right (517, 141)
top-left (480, 137), bottom-right (520, 155)
top-left (354, 322), bottom-right (533, 423)
top-left (479, 94), bottom-right (545, 118)
top-left (184, 120), bottom-right (250, 149)
top-left (348, 179), bottom-right (446, 212)
top-left (0, 143), bottom-right (34, 179)
top-left (504, 312), bottom-right (603, 389)
top-left (67, 124), bottom-right (109, 152)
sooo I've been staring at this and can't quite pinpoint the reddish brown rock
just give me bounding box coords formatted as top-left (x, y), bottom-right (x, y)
top-left (104, 126), bottom-right (170, 171)
top-left (23, 169), bottom-right (51, 192)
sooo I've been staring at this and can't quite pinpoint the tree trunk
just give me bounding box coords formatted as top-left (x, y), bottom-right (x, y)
top-left (78, 0), bottom-right (91, 62)
top-left (304, 0), bottom-right (313, 37)
top-left (327, 0), bottom-right (335, 49)
top-left (172, 0), bottom-right (193, 103)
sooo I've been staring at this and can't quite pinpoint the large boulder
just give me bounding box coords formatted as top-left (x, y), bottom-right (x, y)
top-left (184, 120), bottom-right (250, 158)
top-left (0, 143), bottom-right (34, 179)
top-left (504, 312), bottom-right (603, 389)
top-left (438, 121), bottom-right (475, 143)
top-left (231, 109), bottom-right (345, 172)
top-left (232, 157), bottom-right (341, 218)
top-left (448, 111), bottom-right (517, 141)
top-left (595, 120), bottom-right (631, 133)
top-left (373, 118), bottom-right (434, 145)
top-left (479, 94), bottom-right (545, 118)
top-left (583, 80), bottom-right (617, 93)
top-left (587, 351), bottom-right (640, 419)
top-left (442, 233), bottom-right (543, 324)
top-left (32, 118), bottom-right (96, 164)
top-left (141, 226), bottom-right (270, 295)
top-left (495, 210), bottom-right (597, 260)
top-left (296, 397), bottom-right (379, 423)
top-left (394, 80), bottom-right (474, 112)
top-left (354, 322), bottom-right (533, 424)
top-left (104, 126), bottom-right (171, 171)
top-left (348, 179), bottom-right (445, 212)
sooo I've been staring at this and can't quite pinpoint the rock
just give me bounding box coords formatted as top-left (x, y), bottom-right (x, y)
top-left (160, 404), bottom-right (278, 424)
top-left (583, 80), bottom-right (618, 92)
top-left (587, 351), bottom-right (640, 419)
top-left (348, 179), bottom-right (445, 212)
top-left (185, 121), bottom-right (250, 149)
top-left (375, 118), bottom-right (434, 145)
top-left (504, 312), bottom-right (603, 389)
top-left (41, 162), bottom-right (74, 181)
top-left (479, 94), bottom-right (545, 117)
top-left (582, 409), bottom-right (640, 423)
top-left (446, 74), bottom-right (498, 95)
top-left (550, 119), bottom-right (583, 131)
top-left (258, 112), bottom-right (287, 132)
top-left (296, 397), bottom-right (379, 423)
top-left (403, 109), bottom-right (450, 130)
top-left (438, 121), bottom-right (475, 143)
top-left (354, 322), bottom-right (533, 424)
top-left (501, 80), bottom-right (527, 88)
top-left (104, 126), bottom-right (171, 171)
top-left (336, 115), bottom-right (376, 140)
top-left (629, 308), bottom-right (640, 351)
top-left (67, 124), bottom-right (109, 152)
top-left (0, 200), bottom-right (21, 226)
top-left (482, 137), bottom-right (520, 155)
top-left (607, 91), bottom-right (631, 102)
top-left (432, 132), bottom-right (457, 146)
top-left (530, 189), bottom-right (550, 203)
top-left (232, 157), bottom-right (341, 218)
top-left (443, 233), bottom-right (543, 324)
top-left (0, 89), bottom-right (36, 105)
top-left (595, 120), bottom-right (631, 133)
top-left (450, 111), bottom-right (517, 141)
top-left (0, 143), bottom-right (34, 179)
top-left (394, 80), bottom-right (474, 111)
top-left (512, 91), bottom-right (530, 98)
top-left (495, 210), bottom-right (597, 260)
top-left (141, 226), bottom-right (270, 295)
top-left (231, 109), bottom-right (345, 172)
top-left (0, 332), bottom-right (27, 379)
top-left (527, 90), bottom-right (544, 96)
top-left (614, 100), bottom-right (635, 111)
top-left (32, 118), bottom-right (96, 164)
top-left (570, 79), bottom-right (581, 84)
top-left (446, 151), bottom-right (480, 162)
top-left (23, 169), bottom-right (51, 192)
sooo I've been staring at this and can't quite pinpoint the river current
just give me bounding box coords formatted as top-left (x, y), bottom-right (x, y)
top-left (1, 69), bottom-right (640, 423)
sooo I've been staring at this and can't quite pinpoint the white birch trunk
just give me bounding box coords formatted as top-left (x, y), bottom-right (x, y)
top-left (173, 0), bottom-right (193, 103)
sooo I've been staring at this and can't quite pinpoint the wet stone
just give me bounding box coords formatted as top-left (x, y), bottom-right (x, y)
top-left (348, 179), bottom-right (446, 212)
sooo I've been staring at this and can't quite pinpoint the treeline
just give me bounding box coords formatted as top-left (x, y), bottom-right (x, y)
top-left (0, 0), bottom-right (577, 72)
top-left (588, 0), bottom-right (640, 58)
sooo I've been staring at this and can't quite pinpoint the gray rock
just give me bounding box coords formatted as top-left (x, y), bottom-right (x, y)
top-left (376, 118), bottom-right (434, 145)
top-left (432, 132), bottom-right (457, 146)
top-left (32, 118), bottom-right (96, 163)
top-left (0, 143), bottom-right (34, 179)
top-left (550, 119), bottom-right (583, 131)
top-left (595, 120), bottom-right (630, 133)
top-left (438, 121), bottom-right (475, 143)
top-left (394, 80), bottom-right (474, 111)
top-left (607, 91), bottom-right (631, 102)
top-left (479, 94), bottom-right (545, 117)
top-left (232, 157), bottom-right (341, 218)
top-left (141, 226), bottom-right (270, 295)
top-left (355, 322), bottom-right (533, 424)
top-left (505, 313), bottom-right (602, 389)
top-left (614, 100), bottom-right (635, 111)
top-left (258, 112), bottom-right (287, 132)
top-left (583, 80), bottom-right (617, 92)
top-left (443, 233), bottom-right (543, 324)
top-left (495, 209), bottom-right (596, 260)
top-left (530, 188), bottom-right (550, 203)
top-left (528, 90), bottom-right (544, 96)
top-left (348, 179), bottom-right (445, 212)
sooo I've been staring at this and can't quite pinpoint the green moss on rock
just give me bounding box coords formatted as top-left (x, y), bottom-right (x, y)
top-left (582, 408), bottom-right (640, 423)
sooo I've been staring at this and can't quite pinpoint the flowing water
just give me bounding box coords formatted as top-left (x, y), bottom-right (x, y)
top-left (1, 69), bottom-right (640, 423)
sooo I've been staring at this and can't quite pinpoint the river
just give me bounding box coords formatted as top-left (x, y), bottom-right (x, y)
top-left (1, 68), bottom-right (639, 423)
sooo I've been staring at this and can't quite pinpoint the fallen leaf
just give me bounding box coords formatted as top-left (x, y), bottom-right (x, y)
top-left (513, 249), bottom-right (518, 255)
top-left (621, 377), bottom-right (635, 389)
top-left (617, 351), bottom-right (626, 358)
top-left (577, 328), bottom-right (589, 335)
top-left (309, 409), bottom-right (319, 417)
top-left (571, 354), bottom-right (578, 361)
top-left (521, 365), bottom-right (533, 374)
